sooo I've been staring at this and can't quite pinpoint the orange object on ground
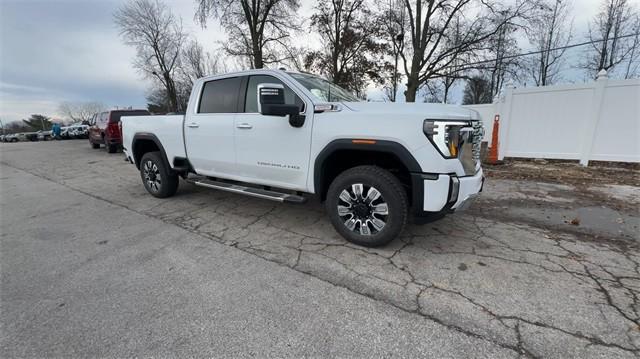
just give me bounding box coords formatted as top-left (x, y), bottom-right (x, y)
top-left (487, 115), bottom-right (500, 164)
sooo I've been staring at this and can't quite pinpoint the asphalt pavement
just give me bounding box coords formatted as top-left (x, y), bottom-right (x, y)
top-left (1, 140), bottom-right (638, 358)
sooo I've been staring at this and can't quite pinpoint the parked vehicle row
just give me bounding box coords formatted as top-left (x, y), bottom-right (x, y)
top-left (1, 124), bottom-right (90, 143)
top-left (63, 124), bottom-right (90, 139)
top-left (0, 134), bottom-right (19, 142)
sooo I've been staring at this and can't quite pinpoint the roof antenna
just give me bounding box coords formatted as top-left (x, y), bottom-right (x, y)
top-left (278, 67), bottom-right (287, 71)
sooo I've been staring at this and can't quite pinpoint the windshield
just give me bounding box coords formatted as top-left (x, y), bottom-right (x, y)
top-left (289, 73), bottom-right (360, 102)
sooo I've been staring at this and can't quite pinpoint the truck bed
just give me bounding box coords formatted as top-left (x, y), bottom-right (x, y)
top-left (121, 115), bottom-right (186, 165)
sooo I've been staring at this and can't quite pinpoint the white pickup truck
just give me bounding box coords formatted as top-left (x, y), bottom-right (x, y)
top-left (121, 69), bottom-right (484, 247)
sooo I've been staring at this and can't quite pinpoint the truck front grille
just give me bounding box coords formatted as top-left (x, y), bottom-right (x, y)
top-left (472, 121), bottom-right (484, 162)
top-left (459, 121), bottom-right (483, 176)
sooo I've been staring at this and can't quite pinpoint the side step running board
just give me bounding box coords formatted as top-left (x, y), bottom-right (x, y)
top-left (186, 177), bottom-right (307, 204)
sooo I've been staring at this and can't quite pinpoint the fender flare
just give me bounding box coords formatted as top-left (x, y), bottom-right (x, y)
top-left (313, 139), bottom-right (422, 196)
top-left (131, 133), bottom-right (171, 170)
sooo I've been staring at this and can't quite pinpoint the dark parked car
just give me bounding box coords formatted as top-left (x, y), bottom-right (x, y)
top-left (89, 110), bottom-right (150, 153)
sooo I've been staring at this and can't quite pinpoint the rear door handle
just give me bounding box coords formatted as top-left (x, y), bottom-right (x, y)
top-left (236, 123), bottom-right (253, 129)
top-left (187, 122), bottom-right (199, 128)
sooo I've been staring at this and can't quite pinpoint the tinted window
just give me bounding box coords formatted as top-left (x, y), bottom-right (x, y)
top-left (244, 75), bottom-right (304, 113)
top-left (109, 110), bottom-right (150, 123)
top-left (199, 77), bottom-right (241, 113)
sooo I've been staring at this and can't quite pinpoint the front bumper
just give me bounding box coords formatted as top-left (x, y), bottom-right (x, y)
top-left (411, 169), bottom-right (484, 216)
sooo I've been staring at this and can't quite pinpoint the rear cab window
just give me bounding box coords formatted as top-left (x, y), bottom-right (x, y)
top-left (198, 77), bottom-right (242, 113)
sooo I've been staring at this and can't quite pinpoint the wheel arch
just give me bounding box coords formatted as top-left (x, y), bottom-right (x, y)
top-left (131, 133), bottom-right (170, 170)
top-left (313, 139), bottom-right (422, 201)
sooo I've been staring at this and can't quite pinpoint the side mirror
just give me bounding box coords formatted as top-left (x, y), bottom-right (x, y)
top-left (258, 83), bottom-right (285, 111)
top-left (257, 83), bottom-right (305, 128)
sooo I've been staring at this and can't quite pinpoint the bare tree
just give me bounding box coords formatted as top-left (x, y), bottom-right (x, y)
top-left (305, 0), bottom-right (386, 97)
top-left (397, 0), bottom-right (532, 102)
top-left (422, 79), bottom-right (444, 103)
top-left (484, 9), bottom-right (525, 97)
top-left (438, 14), bottom-right (473, 103)
top-left (196, 0), bottom-right (301, 69)
top-left (526, 0), bottom-right (573, 86)
top-left (114, 0), bottom-right (186, 112)
top-left (378, 0), bottom-right (407, 102)
top-left (181, 38), bottom-right (223, 84)
top-left (462, 75), bottom-right (493, 104)
top-left (585, 0), bottom-right (639, 78)
top-left (415, 14), bottom-right (474, 103)
top-left (58, 101), bottom-right (106, 124)
top-left (623, 14), bottom-right (640, 79)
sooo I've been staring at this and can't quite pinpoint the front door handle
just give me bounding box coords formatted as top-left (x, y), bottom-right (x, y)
top-left (236, 123), bottom-right (253, 129)
top-left (187, 122), bottom-right (199, 128)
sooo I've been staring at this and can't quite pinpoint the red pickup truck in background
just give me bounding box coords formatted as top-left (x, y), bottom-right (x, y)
top-left (89, 109), bottom-right (149, 153)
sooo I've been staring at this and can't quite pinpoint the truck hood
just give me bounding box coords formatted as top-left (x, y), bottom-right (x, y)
top-left (340, 101), bottom-right (480, 121)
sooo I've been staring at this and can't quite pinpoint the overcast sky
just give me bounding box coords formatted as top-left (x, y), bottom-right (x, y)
top-left (1, 0), bottom-right (608, 124)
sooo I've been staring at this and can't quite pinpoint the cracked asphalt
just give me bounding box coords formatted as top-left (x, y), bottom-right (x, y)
top-left (1, 140), bottom-right (639, 358)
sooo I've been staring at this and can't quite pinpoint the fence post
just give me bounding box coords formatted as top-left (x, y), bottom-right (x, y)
top-left (497, 81), bottom-right (516, 161)
top-left (579, 70), bottom-right (609, 166)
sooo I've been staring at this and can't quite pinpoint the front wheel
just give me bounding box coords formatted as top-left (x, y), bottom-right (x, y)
top-left (139, 151), bottom-right (179, 198)
top-left (325, 166), bottom-right (408, 247)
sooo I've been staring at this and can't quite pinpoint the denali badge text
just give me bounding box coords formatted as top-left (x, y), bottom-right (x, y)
top-left (257, 161), bottom-right (300, 170)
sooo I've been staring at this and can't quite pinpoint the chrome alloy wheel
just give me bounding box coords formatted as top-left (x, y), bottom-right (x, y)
top-left (337, 183), bottom-right (389, 236)
top-left (143, 160), bottom-right (162, 192)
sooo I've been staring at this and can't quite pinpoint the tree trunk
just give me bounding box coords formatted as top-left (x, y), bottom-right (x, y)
top-left (405, 75), bottom-right (419, 102)
top-left (164, 73), bottom-right (178, 112)
top-left (405, 45), bottom-right (423, 102)
top-left (252, 34), bottom-right (263, 69)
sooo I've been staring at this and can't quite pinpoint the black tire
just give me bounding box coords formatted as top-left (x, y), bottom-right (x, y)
top-left (139, 151), bottom-right (179, 198)
top-left (107, 144), bottom-right (118, 153)
top-left (325, 165), bottom-right (408, 247)
top-left (91, 141), bottom-right (100, 149)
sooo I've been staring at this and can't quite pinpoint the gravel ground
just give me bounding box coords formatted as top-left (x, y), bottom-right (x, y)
top-left (1, 140), bottom-right (638, 358)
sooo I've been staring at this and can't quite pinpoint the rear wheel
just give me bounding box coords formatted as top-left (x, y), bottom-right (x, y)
top-left (325, 165), bottom-right (408, 247)
top-left (107, 144), bottom-right (117, 153)
top-left (90, 140), bottom-right (100, 149)
top-left (139, 151), bottom-right (179, 198)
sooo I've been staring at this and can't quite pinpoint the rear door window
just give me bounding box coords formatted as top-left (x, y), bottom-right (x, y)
top-left (198, 77), bottom-right (242, 114)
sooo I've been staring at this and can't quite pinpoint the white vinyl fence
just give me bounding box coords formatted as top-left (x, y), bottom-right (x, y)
top-left (463, 70), bottom-right (640, 165)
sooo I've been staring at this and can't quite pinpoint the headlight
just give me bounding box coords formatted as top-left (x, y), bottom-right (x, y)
top-left (423, 120), bottom-right (473, 158)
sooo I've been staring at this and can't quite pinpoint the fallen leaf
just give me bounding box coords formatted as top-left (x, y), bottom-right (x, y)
top-left (569, 218), bottom-right (580, 226)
